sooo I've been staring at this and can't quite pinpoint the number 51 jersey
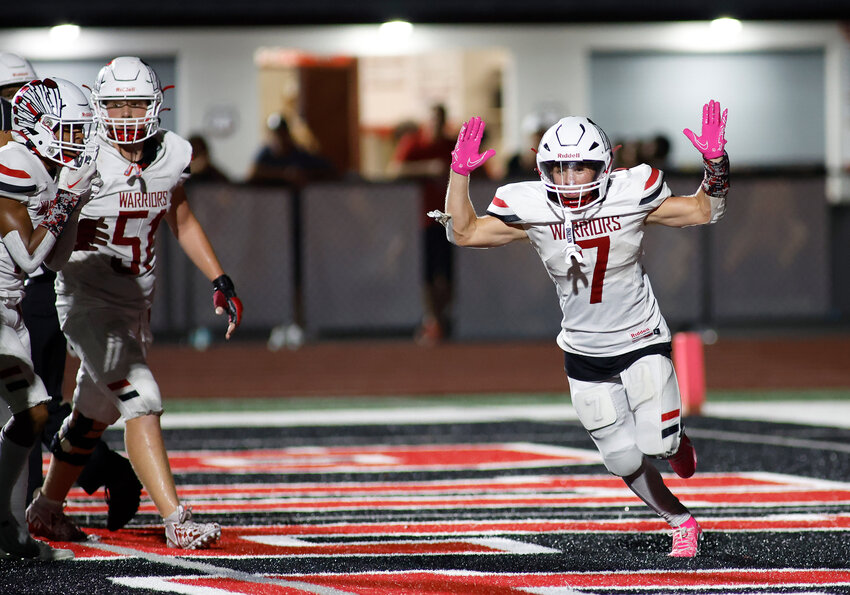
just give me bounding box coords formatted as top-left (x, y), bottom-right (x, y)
top-left (487, 164), bottom-right (674, 358)
top-left (56, 131), bottom-right (191, 312)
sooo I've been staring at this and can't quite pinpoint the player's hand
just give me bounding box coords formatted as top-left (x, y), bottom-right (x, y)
top-left (58, 147), bottom-right (102, 200)
top-left (212, 274), bottom-right (243, 340)
top-left (74, 217), bottom-right (109, 251)
top-left (451, 117), bottom-right (496, 176)
top-left (683, 100), bottom-right (727, 159)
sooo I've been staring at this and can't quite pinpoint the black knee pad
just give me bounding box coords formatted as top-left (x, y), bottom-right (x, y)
top-left (49, 412), bottom-right (102, 466)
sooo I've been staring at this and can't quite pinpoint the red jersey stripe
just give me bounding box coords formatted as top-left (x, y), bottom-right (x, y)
top-left (0, 163), bottom-right (31, 179)
top-left (643, 168), bottom-right (660, 190)
top-left (107, 379), bottom-right (131, 391)
top-left (661, 409), bottom-right (680, 422)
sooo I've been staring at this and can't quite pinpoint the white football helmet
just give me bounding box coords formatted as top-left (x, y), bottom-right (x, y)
top-left (91, 56), bottom-right (163, 144)
top-left (11, 78), bottom-right (95, 170)
top-left (0, 52), bottom-right (36, 94)
top-left (536, 116), bottom-right (613, 211)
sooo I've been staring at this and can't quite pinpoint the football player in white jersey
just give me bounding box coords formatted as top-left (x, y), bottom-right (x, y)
top-left (0, 77), bottom-right (98, 559)
top-left (433, 101), bottom-right (729, 558)
top-left (27, 57), bottom-right (242, 550)
top-left (0, 51), bottom-right (144, 539)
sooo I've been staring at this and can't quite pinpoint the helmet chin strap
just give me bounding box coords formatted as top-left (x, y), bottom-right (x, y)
top-left (557, 206), bottom-right (583, 265)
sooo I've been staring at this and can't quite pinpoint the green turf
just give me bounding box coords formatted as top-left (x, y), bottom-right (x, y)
top-left (163, 388), bottom-right (850, 414)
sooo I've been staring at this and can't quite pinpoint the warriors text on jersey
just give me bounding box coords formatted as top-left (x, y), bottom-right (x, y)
top-left (0, 143), bottom-right (56, 301)
top-left (55, 130), bottom-right (191, 311)
top-left (487, 165), bottom-right (672, 357)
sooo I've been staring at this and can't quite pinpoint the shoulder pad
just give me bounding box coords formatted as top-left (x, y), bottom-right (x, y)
top-left (0, 144), bottom-right (46, 201)
top-left (164, 131), bottom-right (193, 179)
top-left (608, 163), bottom-right (671, 209)
top-left (487, 181), bottom-right (563, 225)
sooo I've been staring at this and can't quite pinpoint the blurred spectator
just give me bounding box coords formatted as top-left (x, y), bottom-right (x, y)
top-left (641, 133), bottom-right (672, 170)
top-left (505, 111), bottom-right (557, 180)
top-left (246, 114), bottom-right (335, 187)
top-left (188, 134), bottom-right (229, 183)
top-left (614, 138), bottom-right (642, 170)
top-left (388, 104), bottom-right (457, 345)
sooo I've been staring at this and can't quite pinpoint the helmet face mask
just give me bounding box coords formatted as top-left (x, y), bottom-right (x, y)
top-left (11, 78), bottom-right (95, 170)
top-left (536, 116), bottom-right (613, 212)
top-left (91, 57), bottom-right (163, 145)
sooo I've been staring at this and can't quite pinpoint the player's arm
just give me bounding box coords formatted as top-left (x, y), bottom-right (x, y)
top-left (647, 100), bottom-right (729, 228)
top-left (440, 117), bottom-right (527, 248)
top-left (0, 195), bottom-right (58, 274)
top-left (166, 184), bottom-right (242, 339)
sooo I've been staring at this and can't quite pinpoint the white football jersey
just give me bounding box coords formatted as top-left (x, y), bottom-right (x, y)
top-left (56, 131), bottom-right (191, 311)
top-left (0, 143), bottom-right (56, 301)
top-left (488, 165), bottom-right (672, 357)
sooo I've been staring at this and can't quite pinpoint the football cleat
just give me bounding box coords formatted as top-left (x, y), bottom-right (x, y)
top-left (669, 516), bottom-right (702, 558)
top-left (668, 433), bottom-right (697, 479)
top-left (0, 513), bottom-right (73, 560)
top-left (164, 505), bottom-right (220, 550)
top-left (26, 490), bottom-right (88, 542)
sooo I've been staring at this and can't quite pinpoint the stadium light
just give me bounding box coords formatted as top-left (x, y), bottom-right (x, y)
top-left (49, 23), bottom-right (81, 43)
top-left (709, 17), bottom-right (742, 39)
top-left (378, 20), bottom-right (413, 43)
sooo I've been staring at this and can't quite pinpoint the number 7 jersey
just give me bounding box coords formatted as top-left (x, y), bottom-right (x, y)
top-left (55, 131), bottom-right (191, 311)
top-left (487, 164), bottom-right (673, 358)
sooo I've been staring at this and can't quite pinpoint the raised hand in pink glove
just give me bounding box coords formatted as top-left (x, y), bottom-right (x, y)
top-left (451, 116), bottom-right (496, 176)
top-left (683, 100), bottom-right (728, 159)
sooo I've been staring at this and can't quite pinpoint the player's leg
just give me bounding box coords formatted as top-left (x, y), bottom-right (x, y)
top-left (22, 272), bottom-right (141, 530)
top-left (619, 354), bottom-right (702, 556)
top-left (620, 354), bottom-right (696, 476)
top-left (63, 308), bottom-right (218, 548)
top-left (0, 314), bottom-right (71, 559)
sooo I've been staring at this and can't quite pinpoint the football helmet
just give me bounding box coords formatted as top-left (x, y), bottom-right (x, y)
top-left (536, 116), bottom-right (613, 211)
top-left (91, 57), bottom-right (163, 144)
top-left (11, 78), bottom-right (95, 170)
top-left (0, 52), bottom-right (36, 95)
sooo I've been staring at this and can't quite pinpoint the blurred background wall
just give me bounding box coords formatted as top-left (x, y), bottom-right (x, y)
top-left (3, 18), bottom-right (850, 346)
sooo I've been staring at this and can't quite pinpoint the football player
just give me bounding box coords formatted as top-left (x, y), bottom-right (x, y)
top-left (433, 101), bottom-right (730, 557)
top-left (0, 77), bottom-right (99, 559)
top-left (27, 57), bottom-right (242, 550)
top-left (0, 50), bottom-right (144, 537)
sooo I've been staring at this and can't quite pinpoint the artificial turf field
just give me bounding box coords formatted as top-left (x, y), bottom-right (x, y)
top-left (2, 391), bottom-right (850, 594)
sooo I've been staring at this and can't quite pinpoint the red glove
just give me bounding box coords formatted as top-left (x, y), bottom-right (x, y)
top-left (450, 116), bottom-right (496, 176)
top-left (74, 217), bottom-right (109, 251)
top-left (212, 274), bottom-right (243, 339)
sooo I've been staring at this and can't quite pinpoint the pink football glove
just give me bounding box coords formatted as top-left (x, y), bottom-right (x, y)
top-left (450, 117), bottom-right (496, 176)
top-left (683, 100), bottom-right (728, 159)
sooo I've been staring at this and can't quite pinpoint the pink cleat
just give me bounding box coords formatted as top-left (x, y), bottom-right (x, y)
top-left (668, 433), bottom-right (697, 479)
top-left (669, 516), bottom-right (702, 557)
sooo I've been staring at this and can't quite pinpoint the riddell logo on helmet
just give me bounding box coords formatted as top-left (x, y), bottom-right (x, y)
top-left (558, 153), bottom-right (581, 159)
top-left (115, 86), bottom-right (137, 92)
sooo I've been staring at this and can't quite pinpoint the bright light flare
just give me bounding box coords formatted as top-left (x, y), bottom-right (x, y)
top-left (378, 20), bottom-right (413, 42)
top-left (49, 24), bottom-right (81, 43)
top-left (709, 17), bottom-right (742, 38)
